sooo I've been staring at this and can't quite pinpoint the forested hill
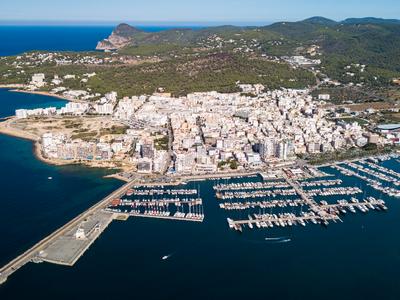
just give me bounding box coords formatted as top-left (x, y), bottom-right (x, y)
top-left (97, 17), bottom-right (400, 84)
top-left (1, 17), bottom-right (399, 98)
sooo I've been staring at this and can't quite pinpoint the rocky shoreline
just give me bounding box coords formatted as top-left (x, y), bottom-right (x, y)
top-left (96, 23), bottom-right (139, 50)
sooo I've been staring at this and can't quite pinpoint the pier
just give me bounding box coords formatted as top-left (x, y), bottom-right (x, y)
top-left (126, 212), bottom-right (204, 222)
top-left (219, 199), bottom-right (307, 210)
top-left (227, 213), bottom-right (340, 227)
top-left (217, 168), bottom-right (389, 232)
top-left (283, 174), bottom-right (318, 208)
top-left (333, 164), bottom-right (400, 197)
top-left (226, 197), bottom-right (386, 232)
top-left (107, 194), bottom-right (205, 222)
top-left (0, 179), bottom-right (139, 285)
top-left (0, 178), bottom-right (208, 285)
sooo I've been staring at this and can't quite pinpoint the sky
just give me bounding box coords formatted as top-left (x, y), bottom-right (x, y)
top-left (0, 0), bottom-right (399, 25)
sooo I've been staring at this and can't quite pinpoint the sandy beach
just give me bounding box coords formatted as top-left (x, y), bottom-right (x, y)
top-left (0, 117), bottom-right (39, 142)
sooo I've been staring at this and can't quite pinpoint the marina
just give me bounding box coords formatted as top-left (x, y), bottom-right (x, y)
top-left (216, 189), bottom-right (297, 200)
top-left (306, 186), bottom-right (362, 197)
top-left (224, 194), bottom-right (387, 232)
top-left (214, 181), bottom-right (290, 191)
top-left (219, 199), bottom-right (307, 210)
top-left (126, 188), bottom-right (198, 196)
top-left (105, 195), bottom-right (205, 222)
top-left (1, 154), bottom-right (399, 286)
top-left (332, 162), bottom-right (400, 198)
top-left (299, 179), bottom-right (342, 187)
top-left (214, 158), bottom-right (395, 233)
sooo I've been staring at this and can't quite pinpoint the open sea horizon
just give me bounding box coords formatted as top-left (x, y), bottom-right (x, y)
top-left (0, 25), bottom-right (204, 56)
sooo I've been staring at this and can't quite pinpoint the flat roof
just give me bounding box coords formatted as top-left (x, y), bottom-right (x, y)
top-left (376, 124), bottom-right (400, 130)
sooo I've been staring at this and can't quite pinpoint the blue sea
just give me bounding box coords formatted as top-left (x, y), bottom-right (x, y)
top-left (0, 27), bottom-right (400, 300)
top-left (0, 25), bottom-right (203, 56)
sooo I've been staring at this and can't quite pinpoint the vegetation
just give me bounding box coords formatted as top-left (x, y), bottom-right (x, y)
top-left (363, 143), bottom-right (378, 151)
top-left (229, 160), bottom-right (239, 170)
top-left (336, 117), bottom-right (369, 126)
top-left (154, 136), bottom-right (169, 150)
top-left (99, 125), bottom-right (129, 135)
top-left (63, 119), bottom-right (83, 129)
top-left (85, 53), bottom-right (315, 97)
top-left (218, 158), bottom-right (239, 170)
top-left (311, 86), bottom-right (383, 104)
top-left (71, 131), bottom-right (97, 141)
top-left (2, 17), bottom-right (400, 98)
top-left (306, 145), bottom-right (396, 165)
top-left (119, 44), bottom-right (194, 56)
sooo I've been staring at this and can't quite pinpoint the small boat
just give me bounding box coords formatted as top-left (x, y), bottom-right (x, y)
top-left (162, 254), bottom-right (172, 260)
top-left (321, 219), bottom-right (329, 227)
top-left (48, 176), bottom-right (53, 180)
top-left (234, 224), bottom-right (243, 233)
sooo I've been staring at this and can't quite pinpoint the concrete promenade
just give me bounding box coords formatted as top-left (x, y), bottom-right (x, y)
top-left (0, 179), bottom-right (137, 285)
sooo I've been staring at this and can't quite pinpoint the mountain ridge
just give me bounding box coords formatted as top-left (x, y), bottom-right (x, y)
top-left (96, 16), bottom-right (400, 50)
top-left (95, 16), bottom-right (400, 82)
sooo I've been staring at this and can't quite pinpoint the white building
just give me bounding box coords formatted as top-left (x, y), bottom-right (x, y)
top-left (318, 94), bottom-right (330, 100)
top-left (94, 103), bottom-right (114, 115)
top-left (276, 142), bottom-right (289, 160)
top-left (30, 73), bottom-right (46, 88)
top-left (15, 109), bottom-right (28, 119)
top-left (59, 102), bottom-right (89, 115)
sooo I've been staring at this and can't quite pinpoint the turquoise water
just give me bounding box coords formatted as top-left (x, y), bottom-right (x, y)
top-left (0, 89), bottom-right (67, 118)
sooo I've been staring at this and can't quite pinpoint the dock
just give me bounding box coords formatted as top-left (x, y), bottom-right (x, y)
top-left (226, 197), bottom-right (386, 231)
top-left (0, 177), bottom-right (209, 285)
top-left (0, 179), bottom-right (139, 285)
top-left (217, 167), bottom-right (389, 233)
top-left (126, 212), bottom-right (204, 222)
top-left (227, 213), bottom-right (340, 227)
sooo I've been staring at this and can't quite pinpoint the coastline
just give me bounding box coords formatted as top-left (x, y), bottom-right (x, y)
top-left (0, 117), bottom-right (73, 166)
top-left (0, 84), bottom-right (84, 104)
top-left (0, 117), bottom-right (128, 179)
top-left (0, 117), bottom-right (39, 142)
top-left (0, 84), bottom-right (27, 89)
top-left (9, 89), bottom-right (84, 104)
top-left (0, 87), bottom-right (130, 178)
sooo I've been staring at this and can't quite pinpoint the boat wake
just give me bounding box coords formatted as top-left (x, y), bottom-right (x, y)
top-left (265, 236), bottom-right (288, 241)
top-left (273, 238), bottom-right (291, 243)
top-left (161, 253), bottom-right (174, 260)
top-left (265, 237), bottom-right (291, 243)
